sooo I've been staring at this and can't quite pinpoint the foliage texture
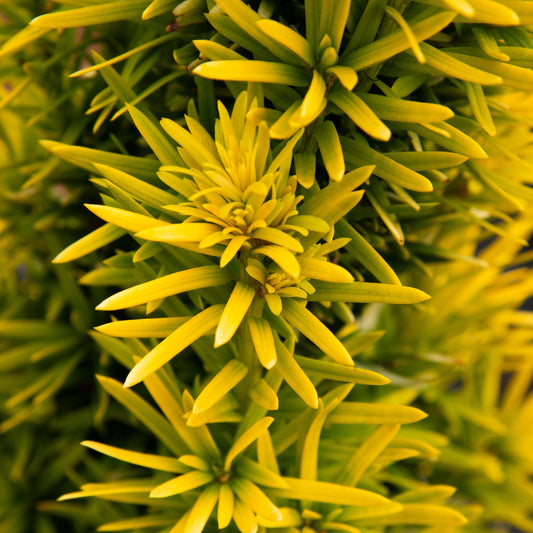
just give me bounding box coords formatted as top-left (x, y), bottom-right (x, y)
top-left (1, 1), bottom-right (533, 532)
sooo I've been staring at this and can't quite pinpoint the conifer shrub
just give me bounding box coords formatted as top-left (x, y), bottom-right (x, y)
top-left (1, 1), bottom-right (533, 532)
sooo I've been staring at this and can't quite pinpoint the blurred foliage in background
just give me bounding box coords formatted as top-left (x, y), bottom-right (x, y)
top-left (2, 1), bottom-right (533, 532)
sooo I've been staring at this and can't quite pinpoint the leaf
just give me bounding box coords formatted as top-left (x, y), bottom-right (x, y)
top-left (214, 281), bottom-right (256, 347)
top-left (249, 379), bottom-right (279, 410)
top-left (385, 5), bottom-right (425, 63)
top-left (232, 497), bottom-right (258, 533)
top-left (236, 458), bottom-right (288, 491)
top-left (294, 152), bottom-right (316, 189)
top-left (328, 402), bottom-right (427, 425)
top-left (124, 305), bottom-right (224, 387)
top-left (70, 34), bottom-right (176, 78)
top-left (253, 245), bottom-right (300, 278)
top-left (274, 335), bottom-right (318, 409)
top-left (53, 223), bottom-right (126, 263)
top-left (329, 88), bottom-right (391, 142)
top-left (58, 479), bottom-right (158, 501)
top-left (94, 164), bottom-right (177, 208)
top-left (299, 166), bottom-right (372, 225)
top-left (299, 257), bottom-right (354, 283)
top-left (419, 43), bottom-right (501, 85)
top-left (135, 222), bottom-right (220, 244)
top-left (150, 470), bottom-right (213, 498)
top-left (248, 317), bottom-right (277, 369)
top-left (40, 140), bottom-right (160, 183)
top-left (97, 376), bottom-right (184, 456)
top-left (394, 121), bottom-right (487, 159)
top-left (82, 441), bottom-right (185, 473)
top-left (231, 478), bottom-right (282, 522)
top-left (298, 70), bottom-right (327, 124)
top-left (143, 0), bottom-right (178, 19)
top-left (354, 503), bottom-right (467, 527)
top-left (0, 26), bottom-right (49, 59)
top-left (193, 360), bottom-right (248, 414)
top-left (126, 105), bottom-right (182, 166)
top-left (301, 385), bottom-right (353, 482)
top-left (354, 92), bottom-right (453, 123)
top-left (326, 65), bottom-right (358, 91)
top-left (184, 485), bottom-right (219, 533)
top-left (97, 318), bottom-right (190, 338)
top-left (252, 228), bottom-right (303, 253)
top-left (85, 204), bottom-right (166, 233)
top-left (30, 1), bottom-right (148, 27)
top-left (160, 118), bottom-right (219, 168)
top-left (294, 356), bottom-right (390, 385)
top-left (96, 265), bottom-right (232, 310)
top-left (193, 60), bottom-right (310, 86)
top-left (458, 0), bottom-right (519, 24)
top-left (217, 484), bottom-right (235, 529)
top-left (256, 19), bottom-right (315, 65)
top-left (282, 300), bottom-right (353, 366)
top-left (385, 151), bottom-right (467, 170)
top-left (446, 51), bottom-right (533, 91)
top-left (214, 0), bottom-right (301, 64)
top-left (98, 516), bottom-right (175, 531)
top-left (315, 121), bottom-right (346, 181)
top-left (224, 417), bottom-right (274, 470)
top-left (336, 424), bottom-right (400, 486)
top-left (341, 10), bottom-right (456, 70)
top-left (464, 82), bottom-right (496, 136)
top-left (341, 137), bottom-right (433, 192)
top-left (270, 477), bottom-right (391, 506)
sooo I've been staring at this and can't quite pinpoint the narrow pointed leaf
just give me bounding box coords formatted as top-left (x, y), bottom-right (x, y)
top-left (315, 121), bottom-right (345, 181)
top-left (124, 305), bottom-right (224, 387)
top-left (218, 484), bottom-right (235, 529)
top-left (274, 335), bottom-right (318, 409)
top-left (97, 376), bottom-right (184, 456)
top-left (270, 477), bottom-right (392, 506)
top-left (85, 204), bottom-right (166, 233)
top-left (342, 11), bottom-right (456, 70)
top-left (341, 137), bottom-right (433, 192)
top-left (53, 224), bottom-right (126, 263)
top-left (354, 92), bottom-right (453, 123)
top-left (31, 1), bottom-right (148, 27)
top-left (299, 71), bottom-right (327, 123)
top-left (299, 257), bottom-right (354, 283)
top-left (136, 222), bottom-right (219, 244)
top-left (253, 245), bottom-right (300, 278)
top-left (282, 300), bottom-right (353, 366)
top-left (97, 266), bottom-right (232, 310)
top-left (248, 317), bottom-right (277, 369)
top-left (231, 478), bottom-right (282, 522)
top-left (328, 402), bottom-right (427, 425)
top-left (395, 121), bottom-right (487, 159)
top-left (337, 424), bottom-right (400, 486)
top-left (194, 61), bottom-right (310, 86)
top-left (355, 503), bottom-right (467, 526)
top-left (151, 470), bottom-right (213, 498)
top-left (252, 228), bottom-right (303, 253)
top-left (419, 42), bottom-right (501, 85)
top-left (330, 89), bottom-right (391, 142)
top-left (224, 417), bottom-right (274, 470)
top-left (256, 19), bottom-right (315, 65)
top-left (193, 360), bottom-right (248, 414)
top-left (294, 356), bottom-right (390, 385)
top-left (126, 105), bottom-right (182, 166)
top-left (184, 485), bottom-right (219, 533)
top-left (82, 441), bottom-right (185, 473)
top-left (215, 281), bottom-right (255, 347)
top-left (40, 140), bottom-right (160, 182)
top-left (249, 379), bottom-right (279, 410)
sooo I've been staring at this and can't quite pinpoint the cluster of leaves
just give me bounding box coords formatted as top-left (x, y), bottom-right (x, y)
top-left (2, 0), bottom-right (533, 532)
